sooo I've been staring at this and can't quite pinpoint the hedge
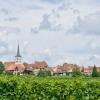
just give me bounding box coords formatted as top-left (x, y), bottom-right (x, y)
top-left (0, 76), bottom-right (100, 100)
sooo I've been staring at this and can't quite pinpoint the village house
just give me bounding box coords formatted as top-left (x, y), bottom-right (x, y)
top-left (26, 61), bottom-right (48, 75)
top-left (81, 67), bottom-right (92, 75)
top-left (52, 63), bottom-right (77, 76)
top-left (81, 66), bottom-right (100, 75)
top-left (4, 44), bottom-right (25, 75)
top-left (52, 65), bottom-right (64, 75)
top-left (63, 63), bottom-right (77, 74)
top-left (5, 62), bottom-right (25, 75)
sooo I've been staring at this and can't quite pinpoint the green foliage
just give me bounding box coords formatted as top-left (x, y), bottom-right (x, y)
top-left (72, 66), bottom-right (82, 77)
top-left (0, 61), bottom-right (4, 74)
top-left (92, 65), bottom-right (98, 77)
top-left (0, 76), bottom-right (99, 100)
top-left (37, 69), bottom-right (51, 77)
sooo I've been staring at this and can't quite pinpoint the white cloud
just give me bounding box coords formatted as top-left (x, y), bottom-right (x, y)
top-left (0, 0), bottom-right (100, 66)
top-left (69, 11), bottom-right (100, 36)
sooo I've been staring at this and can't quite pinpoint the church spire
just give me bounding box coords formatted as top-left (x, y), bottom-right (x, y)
top-left (15, 43), bottom-right (22, 64)
top-left (16, 43), bottom-right (21, 57)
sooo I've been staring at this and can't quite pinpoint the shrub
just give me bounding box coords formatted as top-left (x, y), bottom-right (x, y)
top-left (0, 76), bottom-right (99, 100)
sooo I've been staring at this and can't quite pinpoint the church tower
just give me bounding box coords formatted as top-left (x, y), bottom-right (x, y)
top-left (15, 43), bottom-right (22, 64)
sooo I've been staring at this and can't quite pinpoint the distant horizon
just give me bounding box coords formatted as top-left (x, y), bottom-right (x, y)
top-left (0, 0), bottom-right (100, 67)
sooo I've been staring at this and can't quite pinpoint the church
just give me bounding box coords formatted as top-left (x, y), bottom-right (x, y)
top-left (4, 44), bottom-right (49, 75)
top-left (4, 44), bottom-right (25, 75)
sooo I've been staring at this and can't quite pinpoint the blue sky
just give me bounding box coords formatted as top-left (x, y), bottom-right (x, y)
top-left (0, 0), bottom-right (100, 67)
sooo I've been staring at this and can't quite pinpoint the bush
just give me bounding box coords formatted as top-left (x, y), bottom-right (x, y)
top-left (0, 76), bottom-right (100, 100)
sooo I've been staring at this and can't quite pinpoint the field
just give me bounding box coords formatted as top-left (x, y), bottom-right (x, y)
top-left (0, 75), bottom-right (100, 100)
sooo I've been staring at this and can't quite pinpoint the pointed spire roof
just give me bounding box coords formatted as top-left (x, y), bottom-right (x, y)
top-left (16, 43), bottom-right (21, 57)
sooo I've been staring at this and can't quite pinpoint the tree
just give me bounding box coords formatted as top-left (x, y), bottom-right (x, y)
top-left (72, 65), bottom-right (82, 77)
top-left (37, 69), bottom-right (51, 77)
top-left (23, 62), bottom-right (28, 68)
top-left (81, 66), bottom-right (84, 72)
top-left (92, 65), bottom-right (98, 77)
top-left (0, 61), bottom-right (4, 74)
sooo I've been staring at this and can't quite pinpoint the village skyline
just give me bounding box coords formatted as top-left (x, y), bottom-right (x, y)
top-left (1, 43), bottom-right (100, 68)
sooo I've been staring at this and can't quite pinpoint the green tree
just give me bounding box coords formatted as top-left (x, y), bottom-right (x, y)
top-left (72, 65), bottom-right (82, 77)
top-left (92, 65), bottom-right (98, 77)
top-left (37, 69), bottom-right (51, 77)
top-left (0, 61), bottom-right (4, 74)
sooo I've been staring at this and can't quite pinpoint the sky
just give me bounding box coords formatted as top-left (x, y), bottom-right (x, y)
top-left (0, 0), bottom-right (100, 67)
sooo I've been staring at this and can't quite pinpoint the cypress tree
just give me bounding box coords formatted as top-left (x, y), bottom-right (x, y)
top-left (92, 65), bottom-right (98, 77)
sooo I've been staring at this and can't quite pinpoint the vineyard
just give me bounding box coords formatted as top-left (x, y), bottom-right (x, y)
top-left (0, 76), bottom-right (100, 100)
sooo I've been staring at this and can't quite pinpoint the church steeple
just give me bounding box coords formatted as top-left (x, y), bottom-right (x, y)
top-left (15, 43), bottom-right (22, 64)
top-left (16, 44), bottom-right (21, 57)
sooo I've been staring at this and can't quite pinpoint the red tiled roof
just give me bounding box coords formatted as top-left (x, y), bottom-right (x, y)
top-left (26, 61), bottom-right (48, 71)
top-left (4, 62), bottom-right (25, 73)
top-left (15, 64), bottom-right (25, 73)
top-left (52, 64), bottom-right (79, 74)
top-left (4, 62), bottom-right (15, 71)
top-left (34, 61), bottom-right (48, 69)
top-left (63, 63), bottom-right (76, 72)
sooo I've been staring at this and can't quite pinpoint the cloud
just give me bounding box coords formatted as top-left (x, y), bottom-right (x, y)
top-left (0, 26), bottom-right (20, 35)
top-left (41, 0), bottom-right (62, 4)
top-left (31, 13), bottom-right (62, 33)
top-left (39, 14), bottom-right (51, 30)
top-left (5, 17), bottom-right (18, 22)
top-left (69, 11), bottom-right (100, 35)
top-left (1, 8), bottom-right (10, 15)
top-left (27, 5), bottom-right (43, 10)
top-left (58, 0), bottom-right (72, 10)
top-left (30, 28), bottom-right (39, 34)
top-left (0, 41), bottom-right (12, 56)
top-left (89, 55), bottom-right (100, 61)
top-left (83, 54), bottom-right (100, 66)
top-left (0, 0), bottom-right (100, 66)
